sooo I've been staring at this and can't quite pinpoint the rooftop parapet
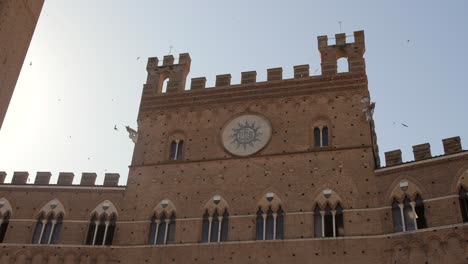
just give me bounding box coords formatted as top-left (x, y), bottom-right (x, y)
top-left (382, 137), bottom-right (465, 168)
top-left (443, 136), bottom-right (462, 154)
top-left (385, 150), bottom-right (402, 167)
top-left (412, 143), bottom-right (432, 161)
top-left (34, 171), bottom-right (51, 184)
top-left (267, 67), bottom-right (282, 81)
top-left (215, 74), bottom-right (232, 87)
top-left (0, 172), bottom-right (123, 187)
top-left (139, 31), bottom-right (367, 98)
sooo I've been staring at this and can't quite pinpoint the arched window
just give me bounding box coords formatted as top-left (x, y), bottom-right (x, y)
top-left (161, 78), bottom-right (169, 93)
top-left (313, 205), bottom-right (322, 237)
top-left (392, 199), bottom-right (403, 232)
top-left (459, 186), bottom-right (468, 222)
top-left (85, 213), bottom-right (117, 246)
top-left (256, 206), bottom-right (284, 240)
top-left (337, 57), bottom-right (349, 73)
top-left (201, 210), bottom-right (210, 242)
top-left (313, 126), bottom-right (329, 147)
top-left (201, 208), bottom-right (229, 243)
top-left (149, 212), bottom-right (175, 245)
top-left (169, 140), bottom-right (184, 161)
top-left (0, 212), bottom-right (10, 243)
top-left (392, 195), bottom-right (427, 232)
top-left (335, 203), bottom-right (344, 236)
top-left (32, 213), bottom-right (63, 244)
top-left (255, 208), bottom-right (264, 240)
top-left (314, 203), bottom-right (344, 238)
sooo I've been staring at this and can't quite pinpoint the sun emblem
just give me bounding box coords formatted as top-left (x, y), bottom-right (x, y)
top-left (230, 120), bottom-right (263, 150)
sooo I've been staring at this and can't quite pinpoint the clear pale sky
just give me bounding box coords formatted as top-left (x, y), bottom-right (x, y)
top-left (1, 0), bottom-right (467, 184)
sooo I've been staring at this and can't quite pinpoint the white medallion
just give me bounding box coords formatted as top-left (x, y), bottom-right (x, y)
top-left (221, 114), bottom-right (272, 157)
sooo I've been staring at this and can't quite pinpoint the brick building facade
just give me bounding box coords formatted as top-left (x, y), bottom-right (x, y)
top-left (0, 30), bottom-right (467, 263)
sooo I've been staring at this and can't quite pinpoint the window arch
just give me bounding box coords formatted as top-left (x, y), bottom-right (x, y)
top-left (256, 192), bottom-right (284, 240)
top-left (161, 78), bottom-right (169, 93)
top-left (312, 189), bottom-right (345, 238)
top-left (314, 202), bottom-right (344, 238)
top-left (85, 200), bottom-right (118, 245)
top-left (311, 118), bottom-right (331, 148)
top-left (32, 213), bottom-right (63, 244)
top-left (459, 186), bottom-right (468, 222)
top-left (149, 212), bottom-right (176, 245)
top-left (0, 198), bottom-right (12, 243)
top-left (149, 199), bottom-right (177, 245)
top-left (391, 194), bottom-right (427, 232)
top-left (201, 195), bottom-right (229, 243)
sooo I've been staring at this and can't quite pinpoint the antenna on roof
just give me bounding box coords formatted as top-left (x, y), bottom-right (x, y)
top-left (338, 21), bottom-right (342, 32)
top-left (168, 45), bottom-right (174, 55)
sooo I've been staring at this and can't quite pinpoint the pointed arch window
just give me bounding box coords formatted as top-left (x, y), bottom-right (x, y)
top-left (391, 195), bottom-right (427, 232)
top-left (256, 206), bottom-right (284, 240)
top-left (313, 126), bottom-right (329, 147)
top-left (32, 213), bottom-right (63, 244)
top-left (201, 208), bottom-right (229, 243)
top-left (148, 212), bottom-right (175, 245)
top-left (0, 212), bottom-right (10, 243)
top-left (169, 140), bottom-right (184, 160)
top-left (314, 203), bottom-right (344, 238)
top-left (459, 186), bottom-right (468, 222)
top-left (85, 213), bottom-right (116, 246)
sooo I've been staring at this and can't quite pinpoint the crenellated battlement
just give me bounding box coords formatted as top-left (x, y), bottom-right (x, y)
top-left (141, 31), bottom-right (366, 99)
top-left (0, 171), bottom-right (123, 187)
top-left (383, 136), bottom-right (465, 167)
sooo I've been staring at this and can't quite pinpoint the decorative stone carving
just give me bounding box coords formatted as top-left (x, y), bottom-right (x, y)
top-left (221, 114), bottom-right (272, 157)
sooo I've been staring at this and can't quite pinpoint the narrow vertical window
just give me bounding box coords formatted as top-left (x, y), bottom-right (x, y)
top-left (392, 199), bottom-right (403, 232)
top-left (40, 214), bottom-right (54, 244)
top-left (176, 140), bottom-right (184, 160)
top-left (201, 211), bottom-right (210, 242)
top-left (220, 210), bottom-right (229, 242)
top-left (313, 205), bottom-right (322, 237)
top-left (314, 127), bottom-right (321, 147)
top-left (161, 78), bottom-right (169, 93)
top-left (148, 215), bottom-right (157, 244)
top-left (32, 214), bottom-right (44, 244)
top-left (86, 214), bottom-right (97, 245)
top-left (50, 214), bottom-right (63, 244)
top-left (265, 207), bottom-right (274, 240)
top-left (324, 204), bottom-right (334, 237)
top-left (414, 195), bottom-right (427, 229)
top-left (170, 141), bottom-right (177, 160)
top-left (276, 207), bottom-right (284, 240)
top-left (255, 208), bottom-right (264, 240)
top-left (156, 214), bottom-right (167, 245)
top-left (335, 203), bottom-right (344, 236)
top-left (403, 197), bottom-right (415, 231)
top-left (166, 213), bottom-right (176, 244)
top-left (94, 215), bottom-right (107, 245)
top-left (0, 212), bottom-right (10, 243)
top-left (104, 214), bottom-right (116, 245)
top-left (459, 187), bottom-right (468, 222)
top-left (210, 210), bottom-right (220, 242)
top-left (322, 127), bottom-right (329, 146)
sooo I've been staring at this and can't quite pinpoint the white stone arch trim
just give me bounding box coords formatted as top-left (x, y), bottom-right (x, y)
top-left (385, 175), bottom-right (428, 204)
top-left (311, 188), bottom-right (346, 210)
top-left (451, 166), bottom-right (468, 193)
top-left (90, 200), bottom-right (118, 219)
top-left (257, 190), bottom-right (283, 212)
top-left (203, 194), bottom-right (229, 215)
top-left (0, 198), bottom-right (12, 218)
top-left (152, 199), bottom-right (177, 218)
top-left (35, 198), bottom-right (66, 219)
